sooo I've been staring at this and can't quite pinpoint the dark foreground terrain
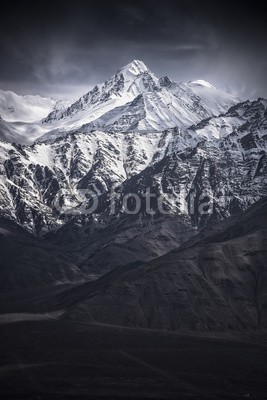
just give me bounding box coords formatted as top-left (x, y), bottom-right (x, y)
top-left (0, 315), bottom-right (267, 400)
top-left (1, 200), bottom-right (267, 399)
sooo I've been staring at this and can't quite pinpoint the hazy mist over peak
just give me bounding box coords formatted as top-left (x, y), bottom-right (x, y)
top-left (0, 0), bottom-right (266, 99)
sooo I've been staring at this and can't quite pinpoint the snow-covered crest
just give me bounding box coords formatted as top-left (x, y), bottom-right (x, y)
top-left (0, 60), bottom-right (239, 144)
top-left (39, 60), bottom-right (238, 141)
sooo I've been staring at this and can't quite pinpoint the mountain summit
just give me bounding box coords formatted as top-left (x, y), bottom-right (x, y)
top-left (0, 60), bottom-right (239, 144)
top-left (119, 59), bottom-right (150, 76)
top-left (40, 60), bottom-right (238, 140)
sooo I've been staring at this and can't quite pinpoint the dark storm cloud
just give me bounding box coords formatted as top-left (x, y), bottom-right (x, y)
top-left (0, 0), bottom-right (266, 99)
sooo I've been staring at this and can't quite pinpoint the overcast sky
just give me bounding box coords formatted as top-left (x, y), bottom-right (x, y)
top-left (0, 0), bottom-right (266, 100)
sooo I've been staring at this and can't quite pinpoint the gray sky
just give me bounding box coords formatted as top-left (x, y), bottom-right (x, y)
top-left (0, 0), bottom-right (266, 100)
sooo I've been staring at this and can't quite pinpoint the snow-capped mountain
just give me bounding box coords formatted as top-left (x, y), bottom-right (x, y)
top-left (41, 60), bottom-right (238, 139)
top-left (0, 60), bottom-right (238, 145)
top-left (0, 90), bottom-right (75, 144)
top-left (0, 98), bottom-right (266, 238)
top-left (0, 89), bottom-right (56, 123)
top-left (0, 60), bottom-right (266, 274)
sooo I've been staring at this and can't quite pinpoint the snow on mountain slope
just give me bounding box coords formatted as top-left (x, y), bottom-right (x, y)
top-left (42, 60), bottom-right (153, 126)
top-left (0, 96), bottom-right (266, 238)
top-left (187, 80), bottom-right (238, 117)
top-left (0, 60), bottom-right (238, 144)
top-left (0, 93), bottom-right (76, 144)
top-left (190, 79), bottom-right (216, 89)
top-left (0, 129), bottom-right (174, 233)
top-left (0, 90), bottom-right (56, 123)
top-left (40, 60), bottom-right (238, 141)
top-left (189, 98), bottom-right (267, 140)
top-left (0, 118), bottom-right (54, 144)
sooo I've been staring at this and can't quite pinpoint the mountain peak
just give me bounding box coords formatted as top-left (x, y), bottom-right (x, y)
top-left (119, 60), bottom-right (149, 76)
top-left (189, 80), bottom-right (216, 89)
top-left (41, 60), bottom-right (238, 134)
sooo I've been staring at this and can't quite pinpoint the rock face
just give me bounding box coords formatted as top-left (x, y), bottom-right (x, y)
top-left (0, 216), bottom-right (84, 293)
top-left (45, 215), bottom-right (196, 275)
top-left (54, 198), bottom-right (267, 333)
